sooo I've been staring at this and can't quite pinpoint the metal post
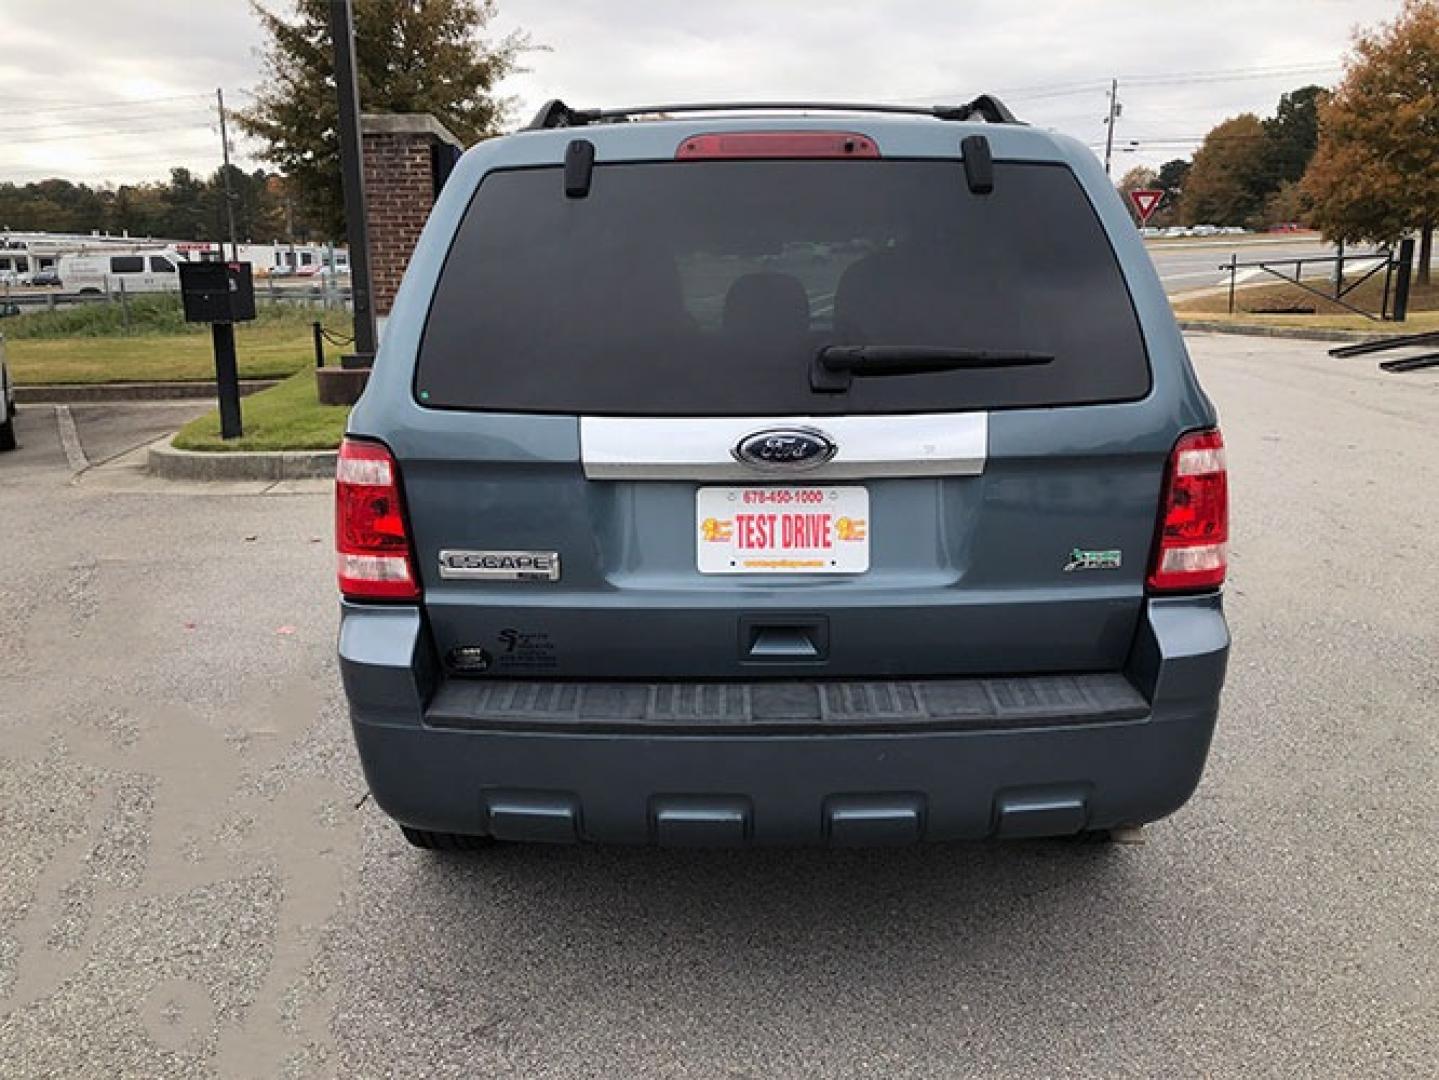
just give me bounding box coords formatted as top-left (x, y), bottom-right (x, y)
top-left (329, 0), bottom-right (377, 366)
top-left (217, 89), bottom-right (240, 262)
top-left (1333, 240), bottom-right (1344, 298)
top-left (212, 322), bottom-right (243, 438)
top-left (1381, 250), bottom-right (1395, 320)
top-left (1393, 237), bottom-right (1415, 323)
top-left (313, 320), bottom-right (325, 368)
top-left (1227, 253), bottom-right (1237, 315)
top-left (118, 277), bottom-right (130, 334)
top-left (1102, 78), bottom-right (1119, 177)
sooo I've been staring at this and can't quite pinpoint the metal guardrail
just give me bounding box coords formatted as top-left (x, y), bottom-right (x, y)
top-left (0, 286), bottom-right (353, 312)
top-left (1220, 237), bottom-right (1415, 322)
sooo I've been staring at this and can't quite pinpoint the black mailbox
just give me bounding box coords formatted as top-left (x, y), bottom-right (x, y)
top-left (179, 261), bottom-right (256, 324)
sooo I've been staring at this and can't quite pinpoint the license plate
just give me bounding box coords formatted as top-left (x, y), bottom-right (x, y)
top-left (696, 486), bottom-right (869, 574)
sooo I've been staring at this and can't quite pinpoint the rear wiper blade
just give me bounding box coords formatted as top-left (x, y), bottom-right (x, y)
top-left (812, 344), bottom-right (1053, 393)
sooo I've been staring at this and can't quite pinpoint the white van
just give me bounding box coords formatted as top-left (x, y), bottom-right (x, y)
top-left (58, 250), bottom-right (182, 294)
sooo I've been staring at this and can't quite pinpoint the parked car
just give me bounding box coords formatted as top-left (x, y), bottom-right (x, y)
top-left (337, 98), bottom-right (1230, 851)
top-left (29, 268), bottom-right (62, 288)
top-left (1, 334), bottom-right (16, 451)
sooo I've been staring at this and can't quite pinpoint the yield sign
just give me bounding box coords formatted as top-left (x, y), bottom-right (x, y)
top-left (1129, 189), bottom-right (1164, 224)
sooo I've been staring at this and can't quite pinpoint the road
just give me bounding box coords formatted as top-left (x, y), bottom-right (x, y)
top-left (1, 337), bottom-right (1437, 1077)
top-left (1144, 237), bottom-right (1387, 294)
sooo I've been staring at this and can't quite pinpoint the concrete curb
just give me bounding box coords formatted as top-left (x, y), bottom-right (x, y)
top-left (1177, 320), bottom-right (1387, 344)
top-left (147, 433), bottom-right (336, 482)
top-left (16, 380), bottom-right (280, 405)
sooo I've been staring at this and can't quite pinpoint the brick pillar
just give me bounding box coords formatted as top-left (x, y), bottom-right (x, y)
top-left (359, 113), bottom-right (464, 319)
top-left (317, 114), bottom-right (462, 404)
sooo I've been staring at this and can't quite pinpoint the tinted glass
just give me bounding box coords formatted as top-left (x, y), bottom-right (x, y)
top-left (110, 256), bottom-right (144, 274)
top-left (150, 256), bottom-right (175, 272)
top-left (417, 160), bottom-right (1149, 415)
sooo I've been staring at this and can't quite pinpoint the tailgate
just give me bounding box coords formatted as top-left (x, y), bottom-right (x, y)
top-left (401, 410), bottom-right (1164, 680)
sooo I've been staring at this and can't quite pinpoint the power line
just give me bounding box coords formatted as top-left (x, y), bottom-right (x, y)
top-left (915, 61), bottom-right (1339, 108)
top-left (4, 121), bottom-right (220, 145)
top-left (0, 108), bottom-right (215, 137)
top-left (1119, 62), bottom-right (1338, 86)
top-left (0, 92), bottom-right (212, 117)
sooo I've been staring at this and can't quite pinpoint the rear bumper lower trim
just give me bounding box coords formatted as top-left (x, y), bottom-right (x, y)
top-left (350, 707), bottom-right (1218, 844)
top-left (340, 593), bottom-right (1228, 845)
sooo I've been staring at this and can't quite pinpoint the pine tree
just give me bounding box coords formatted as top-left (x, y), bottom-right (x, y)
top-left (236, 0), bottom-right (528, 237)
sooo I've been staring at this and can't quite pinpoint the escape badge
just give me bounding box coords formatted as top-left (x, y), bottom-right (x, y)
top-left (1064, 548), bottom-right (1122, 572)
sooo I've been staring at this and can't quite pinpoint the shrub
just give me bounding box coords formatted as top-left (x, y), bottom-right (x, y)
top-left (2, 295), bottom-right (345, 340)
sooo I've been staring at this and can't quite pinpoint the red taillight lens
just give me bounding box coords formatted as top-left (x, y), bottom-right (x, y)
top-left (1148, 428), bottom-right (1228, 593)
top-left (675, 131), bottom-right (879, 159)
top-left (335, 438), bottom-right (419, 600)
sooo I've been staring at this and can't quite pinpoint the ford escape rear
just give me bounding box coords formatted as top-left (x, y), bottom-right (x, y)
top-left (337, 98), bottom-right (1230, 849)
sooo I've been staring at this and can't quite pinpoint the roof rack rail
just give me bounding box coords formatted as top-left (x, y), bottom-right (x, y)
top-left (524, 96), bottom-right (1023, 131)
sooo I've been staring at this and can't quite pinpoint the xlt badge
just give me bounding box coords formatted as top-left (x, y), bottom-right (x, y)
top-left (438, 550), bottom-right (560, 582)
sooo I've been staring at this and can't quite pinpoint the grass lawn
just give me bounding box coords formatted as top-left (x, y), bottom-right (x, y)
top-left (1172, 273), bottom-right (1439, 333)
top-left (171, 369), bottom-right (349, 452)
top-left (3, 297), bottom-right (350, 385)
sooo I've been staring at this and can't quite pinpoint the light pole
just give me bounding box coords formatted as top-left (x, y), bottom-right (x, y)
top-left (216, 88), bottom-right (239, 261)
top-left (329, 0), bottom-right (377, 366)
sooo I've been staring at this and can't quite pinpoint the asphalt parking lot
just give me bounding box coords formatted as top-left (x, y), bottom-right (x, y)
top-left (1, 334), bottom-right (1436, 1078)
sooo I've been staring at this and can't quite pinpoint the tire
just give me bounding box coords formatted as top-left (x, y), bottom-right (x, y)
top-left (399, 825), bottom-right (494, 852)
top-left (0, 408), bottom-right (16, 452)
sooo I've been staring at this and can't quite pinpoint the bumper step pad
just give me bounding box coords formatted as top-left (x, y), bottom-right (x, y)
top-left (426, 672), bottom-right (1147, 735)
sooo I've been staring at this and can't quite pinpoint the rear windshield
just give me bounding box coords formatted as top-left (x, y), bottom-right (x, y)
top-left (416, 159), bottom-right (1149, 415)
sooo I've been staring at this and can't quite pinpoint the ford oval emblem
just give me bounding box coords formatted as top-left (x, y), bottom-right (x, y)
top-left (732, 427), bottom-right (838, 471)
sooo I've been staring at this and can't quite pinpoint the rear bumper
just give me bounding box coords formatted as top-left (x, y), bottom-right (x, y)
top-left (340, 595), bottom-right (1228, 845)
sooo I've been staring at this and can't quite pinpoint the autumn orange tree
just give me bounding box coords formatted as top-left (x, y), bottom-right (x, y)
top-left (1304, 0), bottom-right (1439, 283)
top-left (1179, 115), bottom-right (1270, 226)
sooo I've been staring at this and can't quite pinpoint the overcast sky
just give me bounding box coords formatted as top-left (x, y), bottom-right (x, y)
top-left (0, 0), bottom-right (1402, 187)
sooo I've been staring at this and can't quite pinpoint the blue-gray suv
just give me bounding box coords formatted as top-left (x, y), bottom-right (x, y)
top-left (336, 98), bottom-right (1230, 850)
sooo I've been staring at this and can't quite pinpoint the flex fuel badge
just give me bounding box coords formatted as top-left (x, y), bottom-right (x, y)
top-left (1064, 548), bottom-right (1122, 572)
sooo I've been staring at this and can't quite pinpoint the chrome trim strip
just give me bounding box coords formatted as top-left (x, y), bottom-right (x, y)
top-left (581, 413), bottom-right (988, 480)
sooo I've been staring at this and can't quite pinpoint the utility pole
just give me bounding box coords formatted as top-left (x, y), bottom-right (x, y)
top-left (216, 88), bottom-right (239, 261)
top-left (329, 0), bottom-right (377, 366)
top-left (1103, 78), bottom-right (1120, 177)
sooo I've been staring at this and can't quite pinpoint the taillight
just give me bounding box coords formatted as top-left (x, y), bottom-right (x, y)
top-left (676, 131), bottom-right (879, 159)
top-left (335, 438), bottom-right (419, 600)
top-left (1147, 428), bottom-right (1228, 593)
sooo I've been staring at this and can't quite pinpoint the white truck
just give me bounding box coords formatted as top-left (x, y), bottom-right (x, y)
top-left (58, 249), bottom-right (183, 294)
